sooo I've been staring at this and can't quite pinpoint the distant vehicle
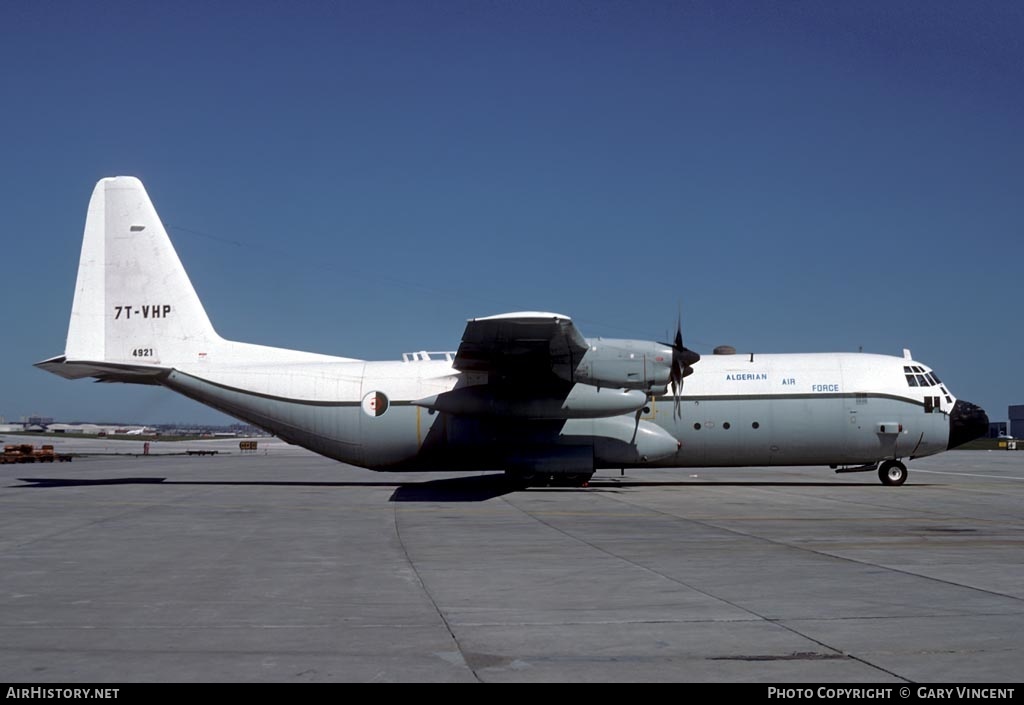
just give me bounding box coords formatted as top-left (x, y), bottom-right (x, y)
top-left (997, 434), bottom-right (1014, 440)
top-left (1, 444), bottom-right (72, 463)
top-left (37, 177), bottom-right (990, 487)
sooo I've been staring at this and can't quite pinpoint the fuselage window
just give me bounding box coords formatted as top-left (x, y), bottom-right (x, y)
top-left (693, 423), bottom-right (701, 430)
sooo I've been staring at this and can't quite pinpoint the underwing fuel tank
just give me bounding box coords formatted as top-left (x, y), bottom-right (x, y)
top-left (562, 416), bottom-right (681, 464)
top-left (413, 383), bottom-right (647, 419)
top-left (506, 417), bottom-right (681, 476)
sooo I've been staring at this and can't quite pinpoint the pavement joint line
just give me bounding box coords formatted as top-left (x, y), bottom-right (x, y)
top-left (574, 489), bottom-right (1017, 682)
top-left (3, 489), bottom-right (212, 553)
top-left (601, 489), bottom-right (1024, 606)
top-left (589, 487), bottom-right (1024, 679)
top-left (691, 481), bottom-right (1023, 527)
top-left (2, 449), bottom-right (1021, 681)
top-left (493, 493), bottom-right (904, 678)
top-left (392, 503), bottom-right (481, 683)
top-left (912, 469), bottom-right (1024, 481)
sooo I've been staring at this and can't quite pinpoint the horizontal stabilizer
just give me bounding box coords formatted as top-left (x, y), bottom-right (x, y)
top-left (35, 355), bottom-right (167, 384)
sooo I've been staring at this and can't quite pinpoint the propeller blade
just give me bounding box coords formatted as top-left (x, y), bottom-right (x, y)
top-left (630, 404), bottom-right (643, 444)
top-left (658, 311), bottom-right (700, 420)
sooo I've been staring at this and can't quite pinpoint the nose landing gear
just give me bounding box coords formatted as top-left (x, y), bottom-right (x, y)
top-left (878, 460), bottom-right (908, 486)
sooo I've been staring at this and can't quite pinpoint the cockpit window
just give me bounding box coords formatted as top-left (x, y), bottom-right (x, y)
top-left (905, 367), bottom-right (943, 388)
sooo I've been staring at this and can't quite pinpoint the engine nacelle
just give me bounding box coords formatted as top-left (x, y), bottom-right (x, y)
top-left (565, 339), bottom-right (674, 393)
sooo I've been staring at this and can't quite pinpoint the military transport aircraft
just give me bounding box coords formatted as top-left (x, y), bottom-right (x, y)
top-left (38, 177), bottom-right (988, 487)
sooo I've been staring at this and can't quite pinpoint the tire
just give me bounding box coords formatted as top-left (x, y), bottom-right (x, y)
top-left (878, 460), bottom-right (907, 486)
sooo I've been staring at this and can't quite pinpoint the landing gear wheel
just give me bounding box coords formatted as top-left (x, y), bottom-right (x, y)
top-left (878, 460), bottom-right (907, 486)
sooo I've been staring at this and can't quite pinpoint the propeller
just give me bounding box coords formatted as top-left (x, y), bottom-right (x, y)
top-left (632, 310), bottom-right (702, 444)
top-left (659, 312), bottom-right (701, 420)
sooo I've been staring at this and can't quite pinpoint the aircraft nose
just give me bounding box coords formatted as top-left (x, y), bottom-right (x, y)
top-left (947, 400), bottom-right (989, 450)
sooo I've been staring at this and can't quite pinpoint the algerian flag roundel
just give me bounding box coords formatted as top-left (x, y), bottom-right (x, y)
top-left (361, 390), bottom-right (389, 417)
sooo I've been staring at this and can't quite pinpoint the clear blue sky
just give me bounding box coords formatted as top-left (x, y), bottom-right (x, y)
top-left (1, 1), bottom-right (1020, 425)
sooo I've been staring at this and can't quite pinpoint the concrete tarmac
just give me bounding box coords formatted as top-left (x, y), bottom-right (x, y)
top-left (1, 441), bottom-right (1022, 682)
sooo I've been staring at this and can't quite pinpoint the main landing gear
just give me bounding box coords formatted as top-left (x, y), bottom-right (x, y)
top-left (878, 460), bottom-right (908, 486)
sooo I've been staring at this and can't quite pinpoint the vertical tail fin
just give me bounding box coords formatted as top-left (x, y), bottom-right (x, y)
top-left (39, 176), bottom-right (356, 382)
top-left (63, 176), bottom-right (220, 368)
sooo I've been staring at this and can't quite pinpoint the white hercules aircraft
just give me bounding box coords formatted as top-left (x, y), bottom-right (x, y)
top-left (38, 177), bottom-right (989, 487)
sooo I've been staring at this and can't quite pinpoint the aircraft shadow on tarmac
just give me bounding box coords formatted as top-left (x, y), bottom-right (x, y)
top-left (10, 474), bottom-right (518, 502)
top-left (12, 474), bottom-right (890, 502)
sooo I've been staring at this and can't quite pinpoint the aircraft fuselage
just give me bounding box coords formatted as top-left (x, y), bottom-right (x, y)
top-left (160, 349), bottom-right (959, 472)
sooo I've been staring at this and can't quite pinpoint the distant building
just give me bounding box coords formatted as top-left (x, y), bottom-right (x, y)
top-left (25, 416), bottom-right (54, 426)
top-left (988, 422), bottom-right (1008, 438)
top-left (46, 423), bottom-right (116, 435)
top-left (1010, 406), bottom-right (1024, 439)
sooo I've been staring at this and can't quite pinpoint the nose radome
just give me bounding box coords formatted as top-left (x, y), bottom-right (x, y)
top-left (948, 400), bottom-right (989, 450)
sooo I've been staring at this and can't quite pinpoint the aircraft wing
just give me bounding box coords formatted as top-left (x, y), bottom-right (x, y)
top-left (418, 312), bottom-right (653, 419)
top-left (453, 312), bottom-right (588, 385)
